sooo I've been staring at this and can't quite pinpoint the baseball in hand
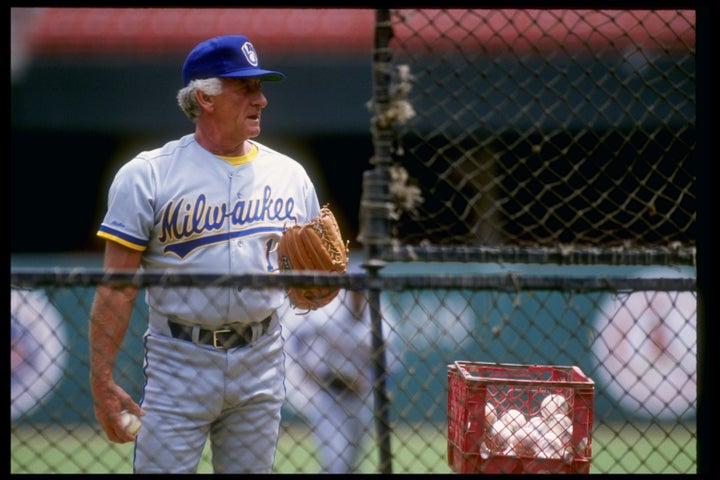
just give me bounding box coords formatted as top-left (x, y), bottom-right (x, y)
top-left (120, 410), bottom-right (142, 436)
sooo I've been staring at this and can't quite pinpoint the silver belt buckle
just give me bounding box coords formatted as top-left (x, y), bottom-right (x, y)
top-left (212, 329), bottom-right (233, 349)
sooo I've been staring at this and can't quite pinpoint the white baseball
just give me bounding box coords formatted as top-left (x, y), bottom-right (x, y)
top-left (511, 421), bottom-right (542, 456)
top-left (488, 419), bottom-right (513, 451)
top-left (484, 401), bottom-right (498, 427)
top-left (527, 415), bottom-right (548, 435)
top-left (542, 431), bottom-right (565, 459)
top-left (546, 413), bottom-right (573, 445)
top-left (540, 394), bottom-right (570, 419)
top-left (500, 408), bottom-right (527, 433)
top-left (121, 410), bottom-right (142, 436)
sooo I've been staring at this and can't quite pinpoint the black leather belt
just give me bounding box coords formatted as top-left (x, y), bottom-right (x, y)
top-left (167, 315), bottom-right (272, 349)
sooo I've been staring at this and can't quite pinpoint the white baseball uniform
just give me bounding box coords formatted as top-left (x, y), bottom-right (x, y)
top-left (98, 133), bottom-right (320, 472)
top-left (281, 288), bottom-right (402, 473)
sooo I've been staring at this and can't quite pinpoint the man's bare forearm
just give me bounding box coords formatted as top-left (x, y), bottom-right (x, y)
top-left (89, 284), bottom-right (137, 384)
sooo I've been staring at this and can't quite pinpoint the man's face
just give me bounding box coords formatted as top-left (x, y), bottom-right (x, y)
top-left (212, 77), bottom-right (268, 140)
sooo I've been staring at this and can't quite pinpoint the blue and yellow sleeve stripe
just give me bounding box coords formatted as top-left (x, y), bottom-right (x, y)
top-left (97, 226), bottom-right (147, 252)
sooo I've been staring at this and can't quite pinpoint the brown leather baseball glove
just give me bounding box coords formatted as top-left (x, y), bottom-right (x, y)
top-left (277, 205), bottom-right (349, 310)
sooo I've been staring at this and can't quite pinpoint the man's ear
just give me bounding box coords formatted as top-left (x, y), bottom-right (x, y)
top-left (195, 89), bottom-right (214, 110)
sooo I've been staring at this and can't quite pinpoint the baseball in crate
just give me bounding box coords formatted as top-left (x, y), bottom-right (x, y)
top-left (447, 361), bottom-right (594, 474)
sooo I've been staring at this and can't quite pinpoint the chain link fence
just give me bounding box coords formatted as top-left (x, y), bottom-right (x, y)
top-left (370, 9), bottom-right (695, 256)
top-left (11, 8), bottom-right (700, 474)
top-left (10, 269), bottom-right (697, 473)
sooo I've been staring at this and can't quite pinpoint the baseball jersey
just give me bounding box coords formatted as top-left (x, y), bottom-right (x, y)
top-left (98, 134), bottom-right (321, 328)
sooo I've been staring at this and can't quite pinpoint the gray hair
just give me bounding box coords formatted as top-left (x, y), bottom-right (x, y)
top-left (176, 78), bottom-right (223, 123)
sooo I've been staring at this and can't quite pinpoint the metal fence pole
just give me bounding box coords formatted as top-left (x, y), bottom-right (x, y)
top-left (358, 8), bottom-right (395, 474)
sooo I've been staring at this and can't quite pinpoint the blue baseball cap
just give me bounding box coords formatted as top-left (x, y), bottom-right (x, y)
top-left (182, 35), bottom-right (285, 86)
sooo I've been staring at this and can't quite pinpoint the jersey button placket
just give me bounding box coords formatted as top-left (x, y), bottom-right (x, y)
top-left (231, 179), bottom-right (244, 293)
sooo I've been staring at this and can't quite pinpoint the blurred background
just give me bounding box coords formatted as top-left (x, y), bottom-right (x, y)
top-left (11, 7), bottom-right (377, 255)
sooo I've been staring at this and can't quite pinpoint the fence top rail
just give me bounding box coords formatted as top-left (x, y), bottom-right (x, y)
top-left (383, 245), bottom-right (697, 266)
top-left (10, 269), bottom-right (696, 292)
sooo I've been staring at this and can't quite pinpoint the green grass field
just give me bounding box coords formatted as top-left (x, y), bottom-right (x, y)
top-left (11, 421), bottom-right (695, 474)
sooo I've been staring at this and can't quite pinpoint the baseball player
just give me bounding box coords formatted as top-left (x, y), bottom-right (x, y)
top-left (282, 288), bottom-right (373, 473)
top-left (88, 35), bottom-right (321, 473)
top-left (282, 286), bottom-right (402, 473)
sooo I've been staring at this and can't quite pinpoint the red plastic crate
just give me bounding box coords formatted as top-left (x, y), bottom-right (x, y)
top-left (447, 361), bottom-right (594, 474)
